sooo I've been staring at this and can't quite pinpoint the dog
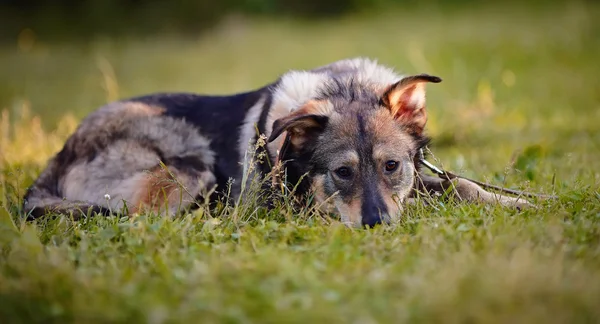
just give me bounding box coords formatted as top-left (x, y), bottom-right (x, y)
top-left (22, 58), bottom-right (530, 227)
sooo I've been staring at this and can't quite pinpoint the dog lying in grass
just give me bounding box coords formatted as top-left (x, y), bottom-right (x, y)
top-left (23, 58), bottom-right (530, 227)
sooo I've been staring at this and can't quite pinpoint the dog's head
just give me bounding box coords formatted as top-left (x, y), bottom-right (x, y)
top-left (268, 74), bottom-right (441, 227)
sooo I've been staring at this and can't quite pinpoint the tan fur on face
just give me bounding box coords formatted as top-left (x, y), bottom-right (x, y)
top-left (335, 199), bottom-right (362, 227)
top-left (331, 150), bottom-right (359, 170)
top-left (370, 108), bottom-right (419, 154)
top-left (307, 106), bottom-right (419, 226)
top-left (263, 60), bottom-right (440, 227)
top-left (369, 109), bottom-right (418, 223)
top-left (310, 174), bottom-right (336, 214)
top-left (379, 183), bottom-right (403, 221)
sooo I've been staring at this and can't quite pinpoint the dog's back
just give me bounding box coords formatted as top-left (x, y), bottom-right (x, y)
top-left (23, 88), bottom-right (272, 219)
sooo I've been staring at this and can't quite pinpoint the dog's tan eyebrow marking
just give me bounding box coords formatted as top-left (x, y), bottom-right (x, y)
top-left (332, 150), bottom-right (359, 168)
top-left (372, 147), bottom-right (389, 162)
top-left (372, 144), bottom-right (411, 162)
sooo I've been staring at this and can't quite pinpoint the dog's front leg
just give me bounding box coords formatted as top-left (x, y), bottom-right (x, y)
top-left (413, 173), bottom-right (534, 209)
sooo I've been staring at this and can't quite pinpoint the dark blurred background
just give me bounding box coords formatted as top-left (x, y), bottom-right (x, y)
top-left (0, 0), bottom-right (563, 42)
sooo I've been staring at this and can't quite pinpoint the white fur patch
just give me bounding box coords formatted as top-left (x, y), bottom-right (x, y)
top-left (266, 72), bottom-right (330, 136)
top-left (239, 95), bottom-right (267, 162)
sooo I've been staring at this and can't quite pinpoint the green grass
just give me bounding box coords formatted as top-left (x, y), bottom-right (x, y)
top-left (1, 2), bottom-right (600, 323)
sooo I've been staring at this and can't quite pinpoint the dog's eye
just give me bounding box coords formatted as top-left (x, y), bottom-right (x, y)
top-left (385, 160), bottom-right (399, 172)
top-left (334, 167), bottom-right (352, 179)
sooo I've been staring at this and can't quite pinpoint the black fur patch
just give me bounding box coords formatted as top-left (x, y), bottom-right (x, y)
top-left (134, 86), bottom-right (272, 199)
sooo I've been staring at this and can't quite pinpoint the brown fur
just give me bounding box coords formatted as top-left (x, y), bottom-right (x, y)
top-left (130, 166), bottom-right (214, 216)
top-left (335, 199), bottom-right (362, 227)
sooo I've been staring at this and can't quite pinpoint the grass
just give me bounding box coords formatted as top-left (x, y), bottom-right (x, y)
top-left (1, 1), bottom-right (600, 323)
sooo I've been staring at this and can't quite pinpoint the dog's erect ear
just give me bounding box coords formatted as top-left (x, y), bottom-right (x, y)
top-left (268, 101), bottom-right (330, 148)
top-left (380, 74), bottom-right (442, 135)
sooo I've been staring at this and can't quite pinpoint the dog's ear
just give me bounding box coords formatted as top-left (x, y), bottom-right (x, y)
top-left (380, 74), bottom-right (442, 135)
top-left (268, 101), bottom-right (330, 149)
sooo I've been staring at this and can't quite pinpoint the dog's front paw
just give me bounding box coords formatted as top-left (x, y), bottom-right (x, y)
top-left (443, 177), bottom-right (537, 210)
top-left (495, 194), bottom-right (537, 211)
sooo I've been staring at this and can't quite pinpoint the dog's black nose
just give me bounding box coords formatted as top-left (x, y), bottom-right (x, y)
top-left (361, 204), bottom-right (387, 228)
top-left (362, 214), bottom-right (382, 228)
top-left (361, 185), bottom-right (389, 228)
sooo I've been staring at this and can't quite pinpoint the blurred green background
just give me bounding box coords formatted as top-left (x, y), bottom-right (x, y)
top-left (0, 0), bottom-right (572, 41)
